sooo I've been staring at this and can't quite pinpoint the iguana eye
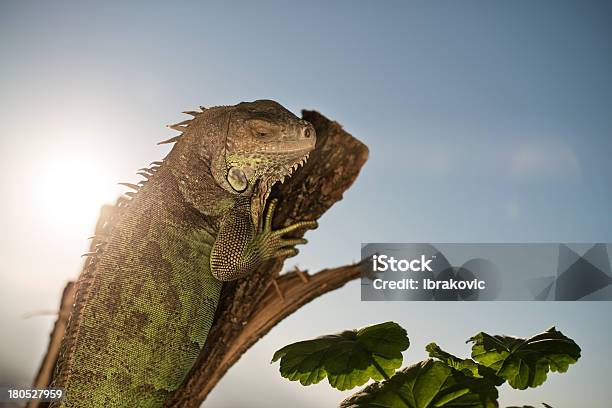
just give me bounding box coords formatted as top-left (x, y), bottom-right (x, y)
top-left (248, 119), bottom-right (276, 138)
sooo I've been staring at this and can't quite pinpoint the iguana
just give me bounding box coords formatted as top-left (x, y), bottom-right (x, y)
top-left (50, 100), bottom-right (317, 407)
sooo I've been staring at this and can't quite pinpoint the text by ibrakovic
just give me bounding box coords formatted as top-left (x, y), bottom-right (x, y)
top-left (372, 278), bottom-right (486, 291)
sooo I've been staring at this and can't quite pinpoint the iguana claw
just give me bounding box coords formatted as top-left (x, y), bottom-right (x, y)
top-left (259, 198), bottom-right (317, 259)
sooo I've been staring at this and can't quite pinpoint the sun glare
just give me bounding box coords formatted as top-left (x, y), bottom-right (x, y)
top-left (32, 153), bottom-right (117, 234)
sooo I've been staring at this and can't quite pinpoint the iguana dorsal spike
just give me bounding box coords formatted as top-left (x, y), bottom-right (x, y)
top-left (172, 119), bottom-right (192, 127)
top-left (157, 135), bottom-right (182, 145)
top-left (88, 234), bottom-right (109, 240)
top-left (182, 111), bottom-right (200, 117)
top-left (118, 182), bottom-right (139, 191)
top-left (167, 124), bottom-right (188, 132)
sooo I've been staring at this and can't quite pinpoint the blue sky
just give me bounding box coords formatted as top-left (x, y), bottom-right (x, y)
top-left (1, 1), bottom-right (611, 406)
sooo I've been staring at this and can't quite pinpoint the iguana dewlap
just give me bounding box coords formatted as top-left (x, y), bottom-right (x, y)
top-left (50, 100), bottom-right (317, 407)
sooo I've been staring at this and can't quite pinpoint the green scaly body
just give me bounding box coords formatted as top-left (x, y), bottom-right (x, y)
top-left (51, 100), bottom-right (316, 407)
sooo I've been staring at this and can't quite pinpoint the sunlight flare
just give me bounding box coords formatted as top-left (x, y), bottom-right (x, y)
top-left (31, 152), bottom-right (117, 233)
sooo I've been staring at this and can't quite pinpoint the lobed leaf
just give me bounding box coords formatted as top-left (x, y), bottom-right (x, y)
top-left (340, 359), bottom-right (499, 408)
top-left (469, 327), bottom-right (580, 389)
top-left (272, 321), bottom-right (409, 390)
top-left (426, 342), bottom-right (504, 385)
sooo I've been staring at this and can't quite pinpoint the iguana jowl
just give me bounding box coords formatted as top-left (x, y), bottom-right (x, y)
top-left (51, 100), bottom-right (317, 407)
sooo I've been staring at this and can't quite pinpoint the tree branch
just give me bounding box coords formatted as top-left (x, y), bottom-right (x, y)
top-left (198, 262), bottom-right (362, 400)
top-left (26, 283), bottom-right (75, 408)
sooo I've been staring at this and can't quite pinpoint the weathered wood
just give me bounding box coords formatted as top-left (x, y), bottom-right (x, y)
top-left (26, 283), bottom-right (75, 408)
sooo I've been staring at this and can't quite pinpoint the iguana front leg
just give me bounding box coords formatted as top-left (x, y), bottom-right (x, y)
top-left (210, 198), bottom-right (316, 281)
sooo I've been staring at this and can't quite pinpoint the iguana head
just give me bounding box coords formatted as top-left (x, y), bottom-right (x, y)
top-left (220, 100), bottom-right (315, 224)
top-left (167, 100), bottom-right (316, 223)
top-left (221, 100), bottom-right (315, 193)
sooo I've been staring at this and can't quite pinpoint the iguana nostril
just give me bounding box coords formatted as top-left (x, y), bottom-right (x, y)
top-left (303, 127), bottom-right (311, 138)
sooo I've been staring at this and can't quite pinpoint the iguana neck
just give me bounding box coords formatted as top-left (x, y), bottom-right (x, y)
top-left (162, 140), bottom-right (241, 220)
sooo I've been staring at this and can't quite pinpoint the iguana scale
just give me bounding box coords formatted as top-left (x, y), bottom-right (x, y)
top-left (50, 100), bottom-right (317, 407)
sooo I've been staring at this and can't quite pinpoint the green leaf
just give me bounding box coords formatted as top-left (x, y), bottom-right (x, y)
top-left (469, 327), bottom-right (581, 389)
top-left (272, 321), bottom-right (409, 390)
top-left (426, 343), bottom-right (504, 386)
top-left (340, 359), bottom-right (499, 408)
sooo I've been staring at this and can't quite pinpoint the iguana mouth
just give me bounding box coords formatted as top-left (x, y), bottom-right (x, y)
top-left (257, 142), bottom-right (314, 155)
